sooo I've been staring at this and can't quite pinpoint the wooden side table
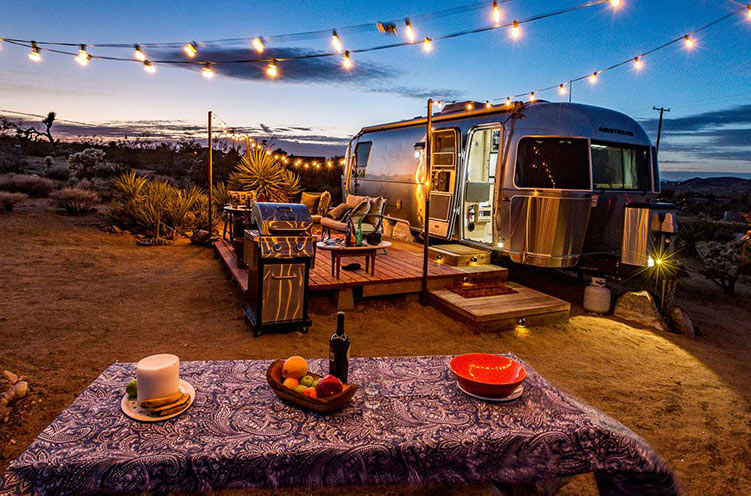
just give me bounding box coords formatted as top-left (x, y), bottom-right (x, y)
top-left (315, 241), bottom-right (392, 279)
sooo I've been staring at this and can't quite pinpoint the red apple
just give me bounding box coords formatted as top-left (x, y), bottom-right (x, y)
top-left (316, 375), bottom-right (343, 398)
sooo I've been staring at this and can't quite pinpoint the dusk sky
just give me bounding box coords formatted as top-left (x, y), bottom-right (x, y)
top-left (1, 0), bottom-right (750, 173)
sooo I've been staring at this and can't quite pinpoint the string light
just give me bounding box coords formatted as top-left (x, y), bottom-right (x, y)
top-left (505, 97), bottom-right (512, 106)
top-left (589, 71), bottom-right (598, 83)
top-left (252, 37), bottom-right (265, 53)
top-left (29, 41), bottom-right (41, 62)
top-left (511, 20), bottom-right (521, 39)
top-left (143, 60), bottom-right (155, 73)
top-left (609, 0), bottom-right (621, 7)
top-left (331, 30), bottom-right (342, 52)
top-left (492, 0), bottom-right (502, 24)
top-left (405, 19), bottom-right (415, 41)
top-left (633, 56), bottom-right (643, 70)
top-left (748, 4), bottom-right (751, 18)
top-left (466, 102), bottom-right (474, 110)
top-left (133, 44), bottom-right (146, 61)
top-left (485, 100), bottom-right (492, 108)
top-left (266, 59), bottom-right (278, 78)
top-left (76, 44), bottom-right (91, 66)
top-left (342, 50), bottom-right (352, 69)
top-left (202, 62), bottom-right (214, 79)
top-left (684, 35), bottom-right (695, 49)
top-left (559, 83), bottom-right (567, 95)
top-left (529, 92), bottom-right (536, 102)
top-left (183, 41), bottom-right (198, 58)
top-left (423, 36), bottom-right (433, 52)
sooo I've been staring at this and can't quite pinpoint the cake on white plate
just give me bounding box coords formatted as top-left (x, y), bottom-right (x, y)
top-left (136, 354), bottom-right (180, 406)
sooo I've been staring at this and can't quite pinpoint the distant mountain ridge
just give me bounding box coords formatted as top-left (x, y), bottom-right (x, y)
top-left (663, 176), bottom-right (751, 195)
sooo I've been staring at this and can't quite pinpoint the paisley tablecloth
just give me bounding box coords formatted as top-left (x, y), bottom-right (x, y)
top-left (0, 356), bottom-right (679, 495)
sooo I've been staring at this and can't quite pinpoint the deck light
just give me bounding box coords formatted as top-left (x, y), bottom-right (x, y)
top-left (558, 83), bottom-right (567, 95)
top-left (423, 36), bottom-right (433, 51)
top-left (143, 60), bottom-right (155, 73)
top-left (529, 92), bottom-right (536, 102)
top-left (485, 100), bottom-right (492, 108)
top-left (492, 1), bottom-right (502, 24)
top-left (633, 56), bottom-right (643, 70)
top-left (266, 59), bottom-right (278, 78)
top-left (405, 19), bottom-right (415, 41)
top-left (331, 30), bottom-right (342, 52)
top-left (183, 41), bottom-right (198, 58)
top-left (342, 50), bottom-right (352, 69)
top-left (77, 44), bottom-right (91, 66)
top-left (511, 20), bottom-right (521, 39)
top-left (202, 62), bottom-right (214, 79)
top-left (133, 44), bottom-right (146, 61)
top-left (252, 37), bottom-right (265, 53)
top-left (29, 41), bottom-right (41, 62)
top-left (589, 71), bottom-right (598, 83)
top-left (684, 35), bottom-right (695, 49)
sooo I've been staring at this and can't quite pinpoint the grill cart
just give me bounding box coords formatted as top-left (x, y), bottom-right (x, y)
top-left (244, 203), bottom-right (314, 337)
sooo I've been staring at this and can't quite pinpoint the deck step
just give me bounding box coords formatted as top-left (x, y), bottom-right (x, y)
top-left (428, 244), bottom-right (491, 267)
top-left (429, 282), bottom-right (570, 331)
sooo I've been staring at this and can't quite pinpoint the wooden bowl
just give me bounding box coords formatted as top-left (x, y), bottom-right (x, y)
top-left (266, 360), bottom-right (357, 414)
top-left (449, 353), bottom-right (526, 398)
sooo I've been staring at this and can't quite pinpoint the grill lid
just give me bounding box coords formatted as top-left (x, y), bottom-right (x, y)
top-left (252, 202), bottom-right (312, 235)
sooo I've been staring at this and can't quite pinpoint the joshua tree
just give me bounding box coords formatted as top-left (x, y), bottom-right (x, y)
top-left (15, 112), bottom-right (59, 148)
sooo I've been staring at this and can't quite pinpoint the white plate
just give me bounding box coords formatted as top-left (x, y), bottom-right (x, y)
top-left (456, 383), bottom-right (523, 402)
top-left (121, 379), bottom-right (195, 422)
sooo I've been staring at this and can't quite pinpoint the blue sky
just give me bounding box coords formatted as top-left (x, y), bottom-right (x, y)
top-left (1, 0), bottom-right (750, 172)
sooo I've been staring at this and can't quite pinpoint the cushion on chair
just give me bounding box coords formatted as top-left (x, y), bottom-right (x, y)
top-left (344, 199), bottom-right (370, 223)
top-left (364, 196), bottom-right (385, 226)
top-left (327, 203), bottom-right (353, 220)
top-left (317, 191), bottom-right (332, 216)
top-left (345, 194), bottom-right (368, 208)
top-left (300, 192), bottom-right (321, 214)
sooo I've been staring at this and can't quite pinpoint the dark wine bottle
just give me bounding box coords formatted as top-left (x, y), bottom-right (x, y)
top-left (329, 311), bottom-right (351, 383)
top-left (345, 218), bottom-right (353, 247)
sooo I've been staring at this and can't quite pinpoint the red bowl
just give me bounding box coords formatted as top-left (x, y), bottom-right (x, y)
top-left (449, 353), bottom-right (526, 398)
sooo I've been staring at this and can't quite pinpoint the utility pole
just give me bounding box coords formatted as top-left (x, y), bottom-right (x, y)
top-left (652, 106), bottom-right (670, 152)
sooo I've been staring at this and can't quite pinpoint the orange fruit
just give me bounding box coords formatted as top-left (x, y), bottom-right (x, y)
top-left (282, 377), bottom-right (299, 389)
top-left (303, 387), bottom-right (317, 399)
top-left (282, 356), bottom-right (308, 380)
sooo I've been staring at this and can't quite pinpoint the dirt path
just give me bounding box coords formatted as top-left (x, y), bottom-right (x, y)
top-left (0, 206), bottom-right (749, 495)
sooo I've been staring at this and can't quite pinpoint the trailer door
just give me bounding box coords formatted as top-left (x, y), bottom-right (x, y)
top-left (460, 125), bottom-right (501, 245)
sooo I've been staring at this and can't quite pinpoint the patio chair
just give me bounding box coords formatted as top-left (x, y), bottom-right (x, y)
top-left (321, 194), bottom-right (386, 239)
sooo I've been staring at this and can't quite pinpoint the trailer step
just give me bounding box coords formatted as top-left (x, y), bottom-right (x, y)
top-left (428, 243), bottom-right (491, 266)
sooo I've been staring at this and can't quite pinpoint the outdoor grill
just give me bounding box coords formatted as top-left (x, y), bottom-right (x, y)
top-left (243, 202), bottom-right (314, 337)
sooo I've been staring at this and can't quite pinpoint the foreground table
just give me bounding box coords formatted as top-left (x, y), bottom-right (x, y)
top-left (0, 356), bottom-right (679, 495)
top-left (316, 241), bottom-right (392, 278)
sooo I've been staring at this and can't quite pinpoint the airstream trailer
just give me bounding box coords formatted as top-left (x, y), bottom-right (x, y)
top-left (343, 101), bottom-right (676, 273)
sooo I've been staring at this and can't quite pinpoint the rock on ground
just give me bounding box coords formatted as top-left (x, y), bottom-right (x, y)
top-left (614, 290), bottom-right (669, 332)
top-left (671, 307), bottom-right (696, 337)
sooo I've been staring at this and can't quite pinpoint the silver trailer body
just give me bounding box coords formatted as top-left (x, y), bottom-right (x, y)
top-left (345, 102), bottom-right (664, 269)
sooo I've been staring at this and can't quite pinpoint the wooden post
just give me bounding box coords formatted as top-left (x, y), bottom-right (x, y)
top-left (208, 111), bottom-right (214, 236)
top-left (420, 99), bottom-right (433, 306)
top-left (244, 135), bottom-right (251, 158)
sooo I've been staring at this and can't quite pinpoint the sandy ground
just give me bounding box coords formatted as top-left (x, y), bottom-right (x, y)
top-left (0, 202), bottom-right (749, 495)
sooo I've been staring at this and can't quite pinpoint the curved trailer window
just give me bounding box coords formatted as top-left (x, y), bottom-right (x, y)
top-left (515, 137), bottom-right (590, 190)
top-left (591, 141), bottom-right (651, 191)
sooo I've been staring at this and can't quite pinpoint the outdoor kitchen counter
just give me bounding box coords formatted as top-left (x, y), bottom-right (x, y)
top-left (0, 356), bottom-right (680, 495)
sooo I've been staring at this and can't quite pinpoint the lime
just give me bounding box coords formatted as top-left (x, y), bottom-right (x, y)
top-left (126, 379), bottom-right (137, 398)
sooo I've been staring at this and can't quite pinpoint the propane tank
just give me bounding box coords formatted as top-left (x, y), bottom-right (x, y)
top-left (583, 277), bottom-right (611, 314)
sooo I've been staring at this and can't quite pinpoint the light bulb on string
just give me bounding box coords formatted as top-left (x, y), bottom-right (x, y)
top-left (342, 50), bottom-right (352, 70)
top-left (529, 92), bottom-right (536, 102)
top-left (423, 37), bottom-right (433, 52)
top-left (492, 1), bottom-right (502, 24)
top-left (77, 44), bottom-right (91, 66)
top-left (633, 56), bottom-right (643, 70)
top-left (589, 71), bottom-right (598, 84)
top-left (331, 30), bottom-right (342, 52)
top-left (252, 37), bottom-right (265, 53)
top-left (266, 59), bottom-right (278, 78)
top-left (747, 4), bottom-right (751, 18)
top-left (466, 102), bottom-right (474, 110)
top-left (327, 161), bottom-right (333, 168)
top-left (559, 83), bottom-right (567, 95)
top-left (29, 41), bottom-right (41, 62)
top-left (684, 35), bottom-right (695, 49)
top-left (202, 62), bottom-right (214, 79)
top-left (511, 21), bottom-right (521, 39)
top-left (133, 44), bottom-right (146, 61)
top-left (143, 60), bottom-right (156, 73)
top-left (609, 0), bottom-right (621, 7)
top-left (485, 100), bottom-right (492, 108)
top-left (183, 41), bottom-right (198, 58)
top-left (405, 19), bottom-right (415, 41)
top-left (505, 97), bottom-right (512, 106)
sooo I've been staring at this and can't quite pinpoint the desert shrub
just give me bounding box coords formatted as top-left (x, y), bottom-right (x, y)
top-left (0, 192), bottom-right (28, 211)
top-left (51, 187), bottom-right (100, 214)
top-left (68, 148), bottom-right (106, 179)
top-left (697, 240), bottom-right (746, 295)
top-left (212, 181), bottom-right (229, 209)
top-left (0, 173), bottom-right (56, 197)
top-left (163, 185), bottom-right (202, 238)
top-left (78, 177), bottom-right (115, 202)
top-left (43, 156), bottom-right (54, 169)
top-left (45, 163), bottom-right (71, 180)
top-left (185, 194), bottom-right (223, 233)
top-left (228, 149), bottom-right (300, 202)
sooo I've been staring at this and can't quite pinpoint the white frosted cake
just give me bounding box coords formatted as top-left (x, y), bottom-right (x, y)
top-left (136, 354), bottom-right (179, 405)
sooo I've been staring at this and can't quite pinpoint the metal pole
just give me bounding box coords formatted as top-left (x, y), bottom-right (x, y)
top-left (244, 135), bottom-right (251, 158)
top-left (652, 106), bottom-right (670, 152)
top-left (208, 111), bottom-right (214, 236)
top-left (420, 99), bottom-right (433, 306)
top-left (568, 80), bottom-right (572, 103)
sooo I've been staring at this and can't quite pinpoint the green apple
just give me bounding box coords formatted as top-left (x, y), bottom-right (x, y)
top-left (300, 375), bottom-right (315, 388)
top-left (313, 378), bottom-right (320, 388)
top-left (294, 384), bottom-right (309, 394)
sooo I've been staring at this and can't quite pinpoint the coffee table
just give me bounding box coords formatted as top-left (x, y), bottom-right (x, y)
top-left (316, 241), bottom-right (392, 278)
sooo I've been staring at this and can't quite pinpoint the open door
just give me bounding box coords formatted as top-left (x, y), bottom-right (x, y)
top-left (461, 126), bottom-right (501, 245)
top-left (428, 129), bottom-right (459, 238)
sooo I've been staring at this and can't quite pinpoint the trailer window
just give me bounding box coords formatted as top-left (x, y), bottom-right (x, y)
top-left (354, 142), bottom-right (372, 168)
top-left (515, 137), bottom-right (590, 190)
top-left (591, 141), bottom-right (651, 191)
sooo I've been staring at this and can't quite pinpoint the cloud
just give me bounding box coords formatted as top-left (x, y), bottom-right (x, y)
top-left (640, 104), bottom-right (751, 134)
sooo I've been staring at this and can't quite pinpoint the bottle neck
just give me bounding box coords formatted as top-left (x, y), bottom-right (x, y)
top-left (336, 313), bottom-right (345, 335)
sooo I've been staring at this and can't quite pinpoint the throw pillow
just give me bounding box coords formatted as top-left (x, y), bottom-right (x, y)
top-left (300, 192), bottom-right (320, 214)
top-left (327, 203), bottom-right (352, 220)
top-left (345, 194), bottom-right (368, 208)
top-left (344, 199), bottom-right (370, 223)
top-left (364, 196), bottom-right (385, 226)
top-left (317, 191), bottom-right (332, 216)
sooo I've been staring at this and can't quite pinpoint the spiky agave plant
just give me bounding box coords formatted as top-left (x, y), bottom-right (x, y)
top-left (163, 185), bottom-right (202, 239)
top-left (112, 170), bottom-right (148, 203)
top-left (131, 180), bottom-right (175, 240)
top-left (228, 149), bottom-right (300, 202)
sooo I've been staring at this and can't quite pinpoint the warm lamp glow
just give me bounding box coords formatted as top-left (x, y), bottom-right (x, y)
top-left (143, 60), bottom-right (155, 73)
top-left (492, 0), bottom-right (502, 24)
top-left (29, 41), bottom-right (41, 62)
top-left (252, 37), bottom-right (265, 53)
top-left (529, 91), bottom-right (536, 102)
top-left (77, 44), bottom-right (91, 66)
top-left (609, 0), bottom-right (621, 7)
top-left (505, 97), bottom-right (511, 106)
top-left (133, 44), bottom-right (146, 61)
top-left (485, 100), bottom-right (492, 108)
top-left (266, 59), bottom-right (278, 78)
top-left (511, 20), bottom-right (521, 39)
top-left (405, 19), bottom-right (415, 41)
top-left (559, 83), bottom-right (567, 95)
top-left (342, 50), bottom-right (352, 69)
top-left (423, 36), bottom-right (433, 51)
top-left (183, 42), bottom-right (197, 58)
top-left (684, 35), bottom-right (695, 49)
top-left (331, 30), bottom-right (342, 52)
top-left (589, 71), bottom-right (598, 83)
top-left (466, 102), bottom-right (474, 110)
top-left (633, 56), bottom-right (643, 70)
top-left (202, 63), bottom-right (214, 79)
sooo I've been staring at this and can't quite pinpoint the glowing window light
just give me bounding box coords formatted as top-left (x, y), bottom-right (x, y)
top-left (266, 59), bottom-right (278, 78)
top-left (252, 37), bottom-right (265, 53)
top-left (423, 36), bottom-right (433, 52)
top-left (405, 19), bottom-right (415, 41)
top-left (559, 83), bottom-right (567, 95)
top-left (77, 44), bottom-right (91, 66)
top-left (529, 92), bottom-right (536, 102)
top-left (202, 62), bottom-right (214, 79)
top-left (684, 35), bottom-right (695, 49)
top-left (589, 71), bottom-right (598, 84)
top-left (133, 44), bottom-right (146, 61)
top-left (331, 30), bottom-right (342, 52)
top-left (492, 0), bottom-right (502, 24)
top-left (143, 60), bottom-right (156, 73)
top-left (342, 50), bottom-right (352, 70)
top-left (29, 41), bottom-right (41, 62)
top-left (633, 56), bottom-right (643, 70)
top-left (183, 41), bottom-right (198, 58)
top-left (511, 20), bottom-right (521, 39)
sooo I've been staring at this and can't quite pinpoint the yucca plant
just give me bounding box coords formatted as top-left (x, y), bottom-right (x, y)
top-left (228, 149), bottom-right (300, 202)
top-left (112, 170), bottom-right (148, 203)
top-left (211, 181), bottom-right (229, 209)
top-left (131, 180), bottom-right (174, 240)
top-left (163, 185), bottom-right (203, 239)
